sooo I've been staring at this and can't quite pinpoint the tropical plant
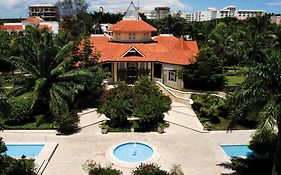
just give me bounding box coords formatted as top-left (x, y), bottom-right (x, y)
top-left (98, 83), bottom-right (133, 127)
top-left (1, 26), bottom-right (96, 134)
top-left (180, 46), bottom-right (225, 90)
top-left (132, 163), bottom-right (169, 175)
top-left (229, 50), bottom-right (281, 175)
top-left (83, 160), bottom-right (123, 175)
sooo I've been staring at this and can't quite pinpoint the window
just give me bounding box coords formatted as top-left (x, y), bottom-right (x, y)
top-left (168, 70), bottom-right (177, 82)
top-left (144, 33), bottom-right (149, 40)
top-left (139, 62), bottom-right (146, 69)
top-left (129, 33), bottom-right (136, 40)
top-left (116, 33), bottom-right (120, 40)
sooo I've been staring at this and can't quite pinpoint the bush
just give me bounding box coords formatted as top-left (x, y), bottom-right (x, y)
top-left (192, 94), bottom-right (227, 124)
top-left (83, 160), bottom-right (123, 175)
top-left (98, 77), bottom-right (171, 131)
top-left (228, 157), bottom-right (273, 175)
top-left (98, 83), bottom-right (133, 127)
top-left (249, 129), bottom-right (277, 156)
top-left (56, 111), bottom-right (80, 135)
top-left (132, 163), bottom-right (169, 175)
top-left (4, 93), bottom-right (33, 125)
top-left (170, 164), bottom-right (184, 175)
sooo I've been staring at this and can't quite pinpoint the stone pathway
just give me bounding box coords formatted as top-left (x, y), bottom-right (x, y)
top-left (164, 102), bottom-right (205, 132)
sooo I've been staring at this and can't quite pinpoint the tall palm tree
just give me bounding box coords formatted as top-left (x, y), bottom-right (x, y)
top-left (1, 26), bottom-right (94, 132)
top-left (229, 50), bottom-right (281, 175)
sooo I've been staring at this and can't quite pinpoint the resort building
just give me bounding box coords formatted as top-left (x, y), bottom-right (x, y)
top-left (90, 2), bottom-right (199, 89)
top-left (270, 15), bottom-right (281, 25)
top-left (0, 17), bottom-right (59, 34)
top-left (28, 4), bottom-right (59, 21)
top-left (155, 7), bottom-right (171, 20)
top-left (185, 6), bottom-right (264, 22)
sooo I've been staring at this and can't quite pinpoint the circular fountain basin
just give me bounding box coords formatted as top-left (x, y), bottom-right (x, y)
top-left (113, 142), bottom-right (154, 163)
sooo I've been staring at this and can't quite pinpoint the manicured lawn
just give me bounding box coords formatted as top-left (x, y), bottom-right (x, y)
top-left (225, 75), bottom-right (246, 86)
top-left (199, 117), bottom-right (249, 130)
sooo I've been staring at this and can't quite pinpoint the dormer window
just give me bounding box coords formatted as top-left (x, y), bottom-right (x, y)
top-left (116, 33), bottom-right (120, 40)
top-left (129, 33), bottom-right (136, 40)
top-left (144, 33), bottom-right (149, 40)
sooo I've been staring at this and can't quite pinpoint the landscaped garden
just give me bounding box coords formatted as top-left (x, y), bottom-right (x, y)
top-left (98, 77), bottom-right (171, 133)
top-left (0, 27), bottom-right (106, 134)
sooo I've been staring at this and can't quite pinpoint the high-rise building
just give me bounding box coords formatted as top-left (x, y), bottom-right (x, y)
top-left (28, 4), bottom-right (59, 21)
top-left (155, 7), bottom-right (170, 20)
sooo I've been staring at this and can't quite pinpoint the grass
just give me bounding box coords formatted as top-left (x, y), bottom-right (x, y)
top-left (225, 75), bottom-right (246, 86)
top-left (199, 117), bottom-right (249, 130)
top-left (224, 68), bottom-right (247, 86)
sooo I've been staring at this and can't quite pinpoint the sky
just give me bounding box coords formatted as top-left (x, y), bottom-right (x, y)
top-left (0, 0), bottom-right (280, 18)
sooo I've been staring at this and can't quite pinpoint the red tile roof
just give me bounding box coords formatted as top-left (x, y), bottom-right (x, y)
top-left (109, 20), bottom-right (157, 32)
top-left (89, 35), bottom-right (198, 65)
top-left (0, 25), bottom-right (22, 31)
top-left (21, 17), bottom-right (43, 23)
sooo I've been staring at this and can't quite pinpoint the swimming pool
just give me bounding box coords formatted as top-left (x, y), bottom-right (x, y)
top-left (6, 144), bottom-right (45, 157)
top-left (221, 145), bottom-right (254, 157)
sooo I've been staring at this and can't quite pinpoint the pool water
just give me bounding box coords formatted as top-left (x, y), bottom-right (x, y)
top-left (6, 144), bottom-right (45, 157)
top-left (221, 145), bottom-right (254, 157)
top-left (113, 142), bottom-right (153, 163)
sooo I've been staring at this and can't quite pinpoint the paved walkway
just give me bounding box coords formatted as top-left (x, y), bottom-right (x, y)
top-left (0, 102), bottom-right (255, 175)
top-left (164, 102), bottom-right (205, 132)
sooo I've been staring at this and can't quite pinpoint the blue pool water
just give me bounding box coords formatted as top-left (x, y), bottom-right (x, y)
top-left (113, 142), bottom-right (153, 163)
top-left (6, 144), bottom-right (45, 157)
top-left (221, 145), bottom-right (254, 157)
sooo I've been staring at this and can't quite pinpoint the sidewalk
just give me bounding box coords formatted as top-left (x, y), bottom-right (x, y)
top-left (164, 102), bottom-right (205, 132)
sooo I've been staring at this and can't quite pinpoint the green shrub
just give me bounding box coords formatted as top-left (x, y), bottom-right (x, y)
top-left (249, 129), bottom-right (277, 156)
top-left (56, 111), bottom-right (80, 135)
top-left (83, 160), bottom-right (123, 175)
top-left (4, 93), bottom-right (33, 124)
top-left (98, 83), bottom-right (133, 127)
top-left (132, 163), bottom-right (169, 175)
top-left (228, 157), bottom-right (273, 175)
top-left (133, 77), bottom-right (171, 128)
top-left (98, 78), bottom-right (171, 130)
top-left (192, 94), bottom-right (226, 124)
top-left (170, 164), bottom-right (184, 175)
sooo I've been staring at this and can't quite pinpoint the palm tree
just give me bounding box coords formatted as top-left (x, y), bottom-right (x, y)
top-left (229, 50), bottom-right (281, 175)
top-left (1, 26), bottom-right (95, 133)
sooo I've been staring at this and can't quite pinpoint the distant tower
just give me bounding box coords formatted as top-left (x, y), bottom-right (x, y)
top-left (99, 7), bottom-right (104, 13)
top-left (123, 1), bottom-right (141, 20)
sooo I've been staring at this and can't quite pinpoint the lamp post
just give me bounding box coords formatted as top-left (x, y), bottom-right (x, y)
top-left (21, 155), bottom-right (26, 173)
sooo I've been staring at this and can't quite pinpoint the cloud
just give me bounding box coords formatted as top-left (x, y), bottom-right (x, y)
top-left (89, 0), bottom-right (191, 12)
top-left (266, 1), bottom-right (281, 6)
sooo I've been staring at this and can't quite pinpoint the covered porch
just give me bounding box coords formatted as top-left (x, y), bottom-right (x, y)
top-left (102, 62), bottom-right (185, 89)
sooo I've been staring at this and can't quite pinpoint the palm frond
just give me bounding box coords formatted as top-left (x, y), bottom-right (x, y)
top-left (31, 78), bottom-right (47, 108)
top-left (49, 90), bottom-right (69, 117)
top-left (56, 69), bottom-right (93, 82)
top-left (3, 56), bottom-right (39, 75)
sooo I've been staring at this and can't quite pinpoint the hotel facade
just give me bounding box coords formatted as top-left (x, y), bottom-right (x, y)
top-left (90, 2), bottom-right (199, 89)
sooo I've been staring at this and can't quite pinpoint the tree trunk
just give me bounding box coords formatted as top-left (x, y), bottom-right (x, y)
top-left (272, 120), bottom-right (281, 175)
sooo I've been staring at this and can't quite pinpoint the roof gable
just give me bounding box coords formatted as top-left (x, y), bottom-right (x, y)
top-left (122, 47), bottom-right (144, 57)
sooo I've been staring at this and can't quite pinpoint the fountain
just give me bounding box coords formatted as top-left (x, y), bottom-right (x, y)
top-left (113, 142), bottom-right (154, 163)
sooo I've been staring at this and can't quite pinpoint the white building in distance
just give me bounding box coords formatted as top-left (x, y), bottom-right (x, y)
top-left (183, 6), bottom-right (264, 22)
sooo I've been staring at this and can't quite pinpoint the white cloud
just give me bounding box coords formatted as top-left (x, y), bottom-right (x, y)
top-left (0, 0), bottom-right (26, 8)
top-left (89, 0), bottom-right (191, 12)
top-left (266, 1), bottom-right (281, 6)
